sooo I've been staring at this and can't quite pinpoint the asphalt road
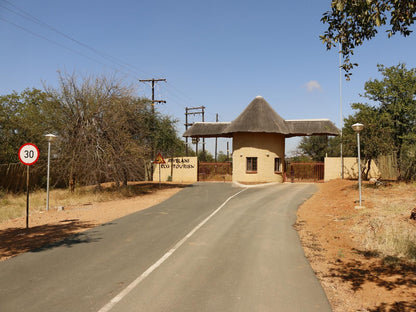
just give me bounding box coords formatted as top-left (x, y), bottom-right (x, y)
top-left (0, 182), bottom-right (331, 312)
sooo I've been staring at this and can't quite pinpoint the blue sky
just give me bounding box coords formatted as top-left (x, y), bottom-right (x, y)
top-left (1, 0), bottom-right (415, 155)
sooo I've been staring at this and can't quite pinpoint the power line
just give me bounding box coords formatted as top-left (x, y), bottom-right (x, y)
top-left (0, 0), bottom-right (213, 132)
top-left (0, 0), bottom-right (151, 78)
top-left (1, 8), bottom-right (195, 120)
top-left (0, 16), bottom-right (116, 70)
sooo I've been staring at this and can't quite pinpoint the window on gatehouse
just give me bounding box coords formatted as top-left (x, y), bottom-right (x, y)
top-left (246, 157), bottom-right (257, 173)
top-left (274, 157), bottom-right (282, 173)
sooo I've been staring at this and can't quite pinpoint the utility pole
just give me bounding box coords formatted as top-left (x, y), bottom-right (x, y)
top-left (139, 78), bottom-right (166, 180)
top-left (139, 78), bottom-right (167, 114)
top-left (215, 113), bottom-right (218, 162)
top-left (185, 106), bottom-right (205, 158)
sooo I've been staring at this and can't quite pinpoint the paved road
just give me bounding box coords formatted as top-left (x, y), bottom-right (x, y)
top-left (0, 183), bottom-right (331, 312)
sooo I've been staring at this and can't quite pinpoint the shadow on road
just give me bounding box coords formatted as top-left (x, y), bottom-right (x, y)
top-left (0, 219), bottom-right (99, 260)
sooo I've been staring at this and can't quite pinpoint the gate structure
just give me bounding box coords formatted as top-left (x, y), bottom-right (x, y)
top-left (285, 162), bottom-right (324, 182)
top-left (198, 162), bottom-right (232, 181)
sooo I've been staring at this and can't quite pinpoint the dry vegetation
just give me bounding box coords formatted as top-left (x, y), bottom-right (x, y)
top-left (354, 183), bottom-right (416, 261)
top-left (297, 179), bottom-right (416, 312)
top-left (0, 182), bottom-right (171, 223)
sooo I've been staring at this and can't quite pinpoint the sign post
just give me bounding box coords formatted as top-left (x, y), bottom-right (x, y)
top-left (153, 153), bottom-right (165, 188)
top-left (18, 143), bottom-right (40, 229)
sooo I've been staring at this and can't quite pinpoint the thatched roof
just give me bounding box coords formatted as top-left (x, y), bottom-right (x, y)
top-left (183, 96), bottom-right (339, 138)
top-left (285, 119), bottom-right (340, 137)
top-left (183, 122), bottom-right (232, 138)
top-left (222, 96), bottom-right (289, 135)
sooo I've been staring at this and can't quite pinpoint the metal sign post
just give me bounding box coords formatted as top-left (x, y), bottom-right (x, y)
top-left (153, 153), bottom-right (166, 189)
top-left (18, 143), bottom-right (40, 229)
top-left (26, 165), bottom-right (29, 228)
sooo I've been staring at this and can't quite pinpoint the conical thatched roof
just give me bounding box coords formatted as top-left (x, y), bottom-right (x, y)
top-left (222, 96), bottom-right (289, 135)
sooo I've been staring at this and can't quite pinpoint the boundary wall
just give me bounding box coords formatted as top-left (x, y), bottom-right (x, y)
top-left (324, 157), bottom-right (381, 181)
top-left (153, 157), bottom-right (198, 183)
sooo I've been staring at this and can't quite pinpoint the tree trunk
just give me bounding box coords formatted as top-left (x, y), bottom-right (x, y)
top-left (365, 158), bottom-right (372, 181)
top-left (69, 163), bottom-right (75, 193)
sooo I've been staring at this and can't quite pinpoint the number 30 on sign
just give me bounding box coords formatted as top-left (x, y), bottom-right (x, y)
top-left (18, 143), bottom-right (40, 166)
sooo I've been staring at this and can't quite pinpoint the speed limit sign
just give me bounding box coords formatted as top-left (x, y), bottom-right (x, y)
top-left (18, 143), bottom-right (40, 166)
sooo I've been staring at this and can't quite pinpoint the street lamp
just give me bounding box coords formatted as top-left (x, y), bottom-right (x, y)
top-left (45, 134), bottom-right (57, 211)
top-left (352, 123), bottom-right (364, 207)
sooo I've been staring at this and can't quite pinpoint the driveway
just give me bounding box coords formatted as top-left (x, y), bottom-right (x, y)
top-left (0, 182), bottom-right (331, 312)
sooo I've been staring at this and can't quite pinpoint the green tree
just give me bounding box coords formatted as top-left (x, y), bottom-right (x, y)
top-left (286, 154), bottom-right (313, 163)
top-left (217, 151), bottom-right (229, 162)
top-left (153, 114), bottom-right (187, 158)
top-left (0, 88), bottom-right (53, 164)
top-left (297, 135), bottom-right (340, 162)
top-left (342, 103), bottom-right (394, 179)
top-left (321, 0), bottom-right (416, 78)
top-left (198, 150), bottom-right (214, 162)
top-left (339, 64), bottom-right (416, 180)
top-left (359, 64), bottom-right (416, 180)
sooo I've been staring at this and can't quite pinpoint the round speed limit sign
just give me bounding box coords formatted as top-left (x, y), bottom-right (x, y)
top-left (18, 143), bottom-right (40, 166)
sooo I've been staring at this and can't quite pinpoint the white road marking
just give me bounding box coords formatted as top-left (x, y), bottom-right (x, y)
top-left (98, 188), bottom-right (247, 312)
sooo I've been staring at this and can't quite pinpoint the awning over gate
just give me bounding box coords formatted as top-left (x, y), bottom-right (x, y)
top-left (183, 122), bottom-right (232, 138)
top-left (183, 96), bottom-right (339, 138)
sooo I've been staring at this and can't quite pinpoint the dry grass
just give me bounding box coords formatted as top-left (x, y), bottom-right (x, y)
top-left (352, 182), bottom-right (416, 262)
top-left (0, 182), bottom-right (179, 223)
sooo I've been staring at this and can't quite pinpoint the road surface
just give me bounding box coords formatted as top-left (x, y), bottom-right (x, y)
top-left (0, 182), bottom-right (331, 311)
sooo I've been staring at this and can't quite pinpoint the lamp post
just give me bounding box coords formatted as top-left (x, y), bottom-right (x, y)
top-left (352, 123), bottom-right (364, 207)
top-left (45, 134), bottom-right (57, 211)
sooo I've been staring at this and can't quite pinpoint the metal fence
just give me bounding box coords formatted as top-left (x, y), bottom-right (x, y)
top-left (285, 162), bottom-right (324, 182)
top-left (198, 162), bottom-right (232, 181)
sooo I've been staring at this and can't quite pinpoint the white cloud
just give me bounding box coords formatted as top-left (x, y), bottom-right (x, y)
top-left (304, 80), bottom-right (322, 92)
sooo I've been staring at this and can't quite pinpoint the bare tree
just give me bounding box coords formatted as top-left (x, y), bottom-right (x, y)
top-left (44, 72), bottom-right (151, 190)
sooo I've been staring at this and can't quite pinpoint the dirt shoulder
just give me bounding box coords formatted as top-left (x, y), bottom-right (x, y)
top-left (297, 179), bottom-right (416, 312)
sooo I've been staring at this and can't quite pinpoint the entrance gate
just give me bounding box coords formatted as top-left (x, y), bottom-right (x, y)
top-left (285, 162), bottom-right (324, 182)
top-left (198, 162), bottom-right (232, 182)
top-left (197, 161), bottom-right (324, 182)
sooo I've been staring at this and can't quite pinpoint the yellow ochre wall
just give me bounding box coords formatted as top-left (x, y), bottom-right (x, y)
top-left (153, 157), bottom-right (198, 183)
top-left (324, 157), bottom-right (381, 181)
top-left (232, 132), bottom-right (285, 183)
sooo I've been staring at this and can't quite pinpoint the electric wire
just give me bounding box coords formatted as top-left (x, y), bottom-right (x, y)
top-left (0, 1), bottom-right (151, 79)
top-left (0, 16), bottom-right (119, 71)
top-left (0, 0), bottom-right (215, 127)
